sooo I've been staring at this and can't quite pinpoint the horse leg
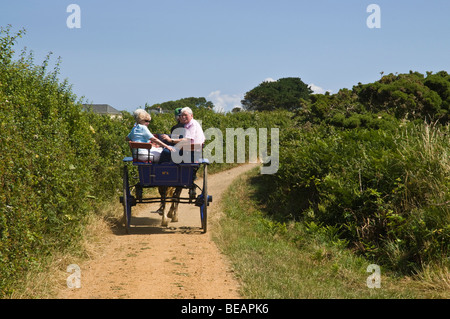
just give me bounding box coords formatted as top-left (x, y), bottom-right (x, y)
top-left (159, 186), bottom-right (174, 226)
top-left (161, 209), bottom-right (170, 227)
top-left (169, 187), bottom-right (182, 222)
top-left (155, 186), bottom-right (167, 215)
top-left (166, 187), bottom-right (175, 218)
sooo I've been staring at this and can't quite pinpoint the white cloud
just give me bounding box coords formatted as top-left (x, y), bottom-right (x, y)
top-left (309, 83), bottom-right (331, 94)
top-left (263, 77), bottom-right (276, 83)
top-left (208, 90), bottom-right (244, 112)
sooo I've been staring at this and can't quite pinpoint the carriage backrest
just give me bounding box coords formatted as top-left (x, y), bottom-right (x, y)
top-left (129, 140), bottom-right (205, 164)
top-left (129, 141), bottom-right (153, 163)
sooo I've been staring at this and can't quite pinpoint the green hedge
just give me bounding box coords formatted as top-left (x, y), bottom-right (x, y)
top-left (263, 123), bottom-right (449, 273)
top-left (0, 26), bottom-right (135, 296)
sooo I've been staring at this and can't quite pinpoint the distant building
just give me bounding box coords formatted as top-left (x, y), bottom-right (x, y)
top-left (148, 107), bottom-right (172, 114)
top-left (82, 104), bottom-right (122, 118)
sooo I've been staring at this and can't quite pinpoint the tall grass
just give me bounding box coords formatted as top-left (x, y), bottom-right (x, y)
top-left (263, 122), bottom-right (449, 275)
top-left (385, 123), bottom-right (449, 272)
top-left (214, 168), bottom-right (449, 298)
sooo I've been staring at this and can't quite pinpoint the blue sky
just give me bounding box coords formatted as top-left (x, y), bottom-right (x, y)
top-left (1, 0), bottom-right (449, 112)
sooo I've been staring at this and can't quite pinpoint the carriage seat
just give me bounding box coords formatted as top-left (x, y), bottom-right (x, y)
top-left (127, 141), bottom-right (206, 164)
top-left (129, 141), bottom-right (154, 163)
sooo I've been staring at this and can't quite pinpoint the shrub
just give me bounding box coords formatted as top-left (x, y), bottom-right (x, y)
top-left (0, 26), bottom-right (133, 296)
top-left (264, 123), bottom-right (449, 273)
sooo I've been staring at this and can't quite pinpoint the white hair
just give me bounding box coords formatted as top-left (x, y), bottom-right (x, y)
top-left (180, 107), bottom-right (193, 116)
top-left (133, 108), bottom-right (150, 122)
top-left (133, 108), bottom-right (145, 117)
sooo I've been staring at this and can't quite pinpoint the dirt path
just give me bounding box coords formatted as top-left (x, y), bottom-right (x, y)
top-left (58, 163), bottom-right (258, 299)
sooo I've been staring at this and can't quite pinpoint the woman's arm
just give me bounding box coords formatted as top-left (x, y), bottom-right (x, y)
top-left (150, 137), bottom-right (174, 151)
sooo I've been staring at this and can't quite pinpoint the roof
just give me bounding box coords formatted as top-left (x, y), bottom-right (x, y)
top-left (82, 104), bottom-right (121, 115)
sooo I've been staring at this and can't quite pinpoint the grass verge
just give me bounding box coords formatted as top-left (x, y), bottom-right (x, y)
top-left (213, 167), bottom-right (449, 299)
top-left (8, 201), bottom-right (123, 299)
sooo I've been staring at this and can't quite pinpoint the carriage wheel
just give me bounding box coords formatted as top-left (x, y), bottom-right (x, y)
top-left (200, 164), bottom-right (208, 233)
top-left (122, 165), bottom-right (132, 234)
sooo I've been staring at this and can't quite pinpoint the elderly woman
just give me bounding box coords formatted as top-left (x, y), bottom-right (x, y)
top-left (126, 109), bottom-right (174, 162)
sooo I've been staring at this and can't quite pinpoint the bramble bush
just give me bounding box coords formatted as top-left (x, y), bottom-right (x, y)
top-left (263, 121), bottom-right (449, 273)
top-left (0, 26), bottom-right (134, 296)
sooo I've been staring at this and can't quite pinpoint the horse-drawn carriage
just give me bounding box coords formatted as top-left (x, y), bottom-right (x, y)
top-left (120, 141), bottom-right (212, 234)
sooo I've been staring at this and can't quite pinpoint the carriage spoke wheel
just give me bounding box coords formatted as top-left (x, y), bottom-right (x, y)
top-left (122, 165), bottom-right (131, 234)
top-left (200, 164), bottom-right (208, 233)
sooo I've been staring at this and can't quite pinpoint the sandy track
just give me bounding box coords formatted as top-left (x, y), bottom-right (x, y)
top-left (58, 163), bottom-right (258, 299)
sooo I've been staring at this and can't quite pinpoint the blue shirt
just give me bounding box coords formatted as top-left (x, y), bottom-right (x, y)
top-left (127, 124), bottom-right (154, 143)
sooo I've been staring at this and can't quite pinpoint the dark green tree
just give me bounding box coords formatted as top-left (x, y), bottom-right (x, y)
top-left (146, 97), bottom-right (214, 112)
top-left (241, 77), bottom-right (313, 111)
top-left (356, 71), bottom-right (444, 122)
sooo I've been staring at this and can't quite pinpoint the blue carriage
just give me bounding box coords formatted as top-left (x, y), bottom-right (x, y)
top-left (120, 141), bottom-right (212, 234)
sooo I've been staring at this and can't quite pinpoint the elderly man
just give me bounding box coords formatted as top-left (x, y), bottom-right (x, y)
top-left (160, 107), bottom-right (205, 163)
top-left (162, 107), bottom-right (205, 145)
